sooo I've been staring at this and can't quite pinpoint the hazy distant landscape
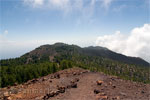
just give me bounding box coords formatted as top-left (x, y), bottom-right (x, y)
top-left (0, 0), bottom-right (150, 100)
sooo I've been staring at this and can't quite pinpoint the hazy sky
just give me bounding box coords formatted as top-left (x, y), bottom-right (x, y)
top-left (0, 0), bottom-right (150, 62)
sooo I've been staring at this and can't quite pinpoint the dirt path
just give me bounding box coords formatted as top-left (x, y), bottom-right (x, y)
top-left (0, 68), bottom-right (150, 100)
top-left (51, 72), bottom-right (102, 100)
top-left (50, 71), bottom-right (150, 100)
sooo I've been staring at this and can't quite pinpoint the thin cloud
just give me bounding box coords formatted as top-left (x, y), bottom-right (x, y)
top-left (96, 24), bottom-right (150, 62)
top-left (23, 0), bottom-right (98, 24)
top-left (101, 0), bottom-right (114, 9)
top-left (23, 0), bottom-right (114, 13)
top-left (33, 0), bottom-right (44, 6)
top-left (24, 0), bottom-right (44, 7)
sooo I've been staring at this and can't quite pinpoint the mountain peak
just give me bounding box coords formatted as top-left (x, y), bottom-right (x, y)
top-left (54, 42), bottom-right (67, 46)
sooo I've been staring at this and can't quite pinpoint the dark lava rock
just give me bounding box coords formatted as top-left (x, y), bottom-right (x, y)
top-left (57, 86), bottom-right (66, 93)
top-left (54, 74), bottom-right (60, 79)
top-left (71, 83), bottom-right (77, 88)
top-left (94, 89), bottom-right (100, 94)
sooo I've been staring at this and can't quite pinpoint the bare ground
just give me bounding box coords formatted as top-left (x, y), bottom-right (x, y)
top-left (0, 68), bottom-right (150, 100)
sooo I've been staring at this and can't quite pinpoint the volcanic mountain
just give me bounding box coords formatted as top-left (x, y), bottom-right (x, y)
top-left (22, 43), bottom-right (149, 67)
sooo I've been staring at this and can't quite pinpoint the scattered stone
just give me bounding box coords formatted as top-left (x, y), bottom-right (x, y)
top-left (104, 84), bottom-right (108, 87)
top-left (3, 92), bottom-right (10, 100)
top-left (50, 76), bottom-right (54, 79)
top-left (55, 90), bottom-right (60, 95)
top-left (35, 96), bottom-right (44, 100)
top-left (7, 96), bottom-right (12, 100)
top-left (71, 82), bottom-right (77, 88)
top-left (110, 77), bottom-right (115, 81)
top-left (71, 78), bottom-right (79, 83)
top-left (1, 68), bottom-right (149, 100)
top-left (112, 85), bottom-right (116, 88)
top-left (73, 72), bottom-right (77, 75)
top-left (49, 80), bottom-right (52, 83)
top-left (42, 78), bottom-right (47, 81)
top-left (66, 85), bottom-right (71, 89)
top-left (96, 80), bottom-right (103, 85)
top-left (120, 92), bottom-right (126, 96)
top-left (57, 86), bottom-right (66, 93)
top-left (96, 95), bottom-right (108, 100)
top-left (54, 74), bottom-right (60, 79)
top-left (31, 79), bottom-right (38, 83)
top-left (112, 96), bottom-right (120, 100)
top-left (43, 90), bottom-right (59, 100)
top-left (98, 93), bottom-right (106, 96)
top-left (141, 91), bottom-right (145, 94)
top-left (116, 96), bottom-right (120, 100)
top-left (94, 89), bottom-right (100, 94)
top-left (109, 82), bottom-right (112, 85)
top-left (75, 78), bottom-right (79, 82)
top-left (3, 92), bottom-right (9, 97)
top-left (9, 88), bottom-right (18, 94)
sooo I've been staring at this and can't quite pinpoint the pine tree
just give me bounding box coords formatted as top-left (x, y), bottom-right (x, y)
top-left (52, 63), bottom-right (57, 73)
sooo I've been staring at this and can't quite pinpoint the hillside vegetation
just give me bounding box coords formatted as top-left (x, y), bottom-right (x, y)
top-left (0, 43), bottom-right (149, 88)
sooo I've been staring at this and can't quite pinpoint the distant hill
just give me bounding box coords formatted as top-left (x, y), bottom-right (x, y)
top-left (22, 42), bottom-right (149, 67)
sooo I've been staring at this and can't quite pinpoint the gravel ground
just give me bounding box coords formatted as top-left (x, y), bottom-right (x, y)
top-left (0, 68), bottom-right (150, 100)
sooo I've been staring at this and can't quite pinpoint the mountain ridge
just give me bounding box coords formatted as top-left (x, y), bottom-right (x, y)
top-left (22, 42), bottom-right (149, 67)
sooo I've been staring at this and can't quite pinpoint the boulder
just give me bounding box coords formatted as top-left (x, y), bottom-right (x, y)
top-left (9, 88), bottom-right (18, 94)
top-left (43, 90), bottom-right (59, 100)
top-left (96, 95), bottom-right (108, 100)
top-left (49, 80), bottom-right (52, 83)
top-left (112, 85), bottom-right (116, 89)
top-left (141, 90), bottom-right (145, 94)
top-left (112, 96), bottom-right (120, 100)
top-left (30, 79), bottom-right (38, 83)
top-left (42, 78), bottom-right (47, 81)
top-left (96, 80), bottom-right (103, 85)
top-left (71, 78), bottom-right (79, 83)
top-left (4, 92), bottom-right (9, 97)
top-left (71, 83), bottom-right (77, 88)
top-left (75, 78), bottom-right (79, 82)
top-left (73, 72), bottom-right (77, 76)
top-left (54, 74), bottom-right (60, 79)
top-left (3, 92), bottom-right (11, 100)
top-left (94, 89), bottom-right (100, 94)
top-left (57, 86), bottom-right (66, 93)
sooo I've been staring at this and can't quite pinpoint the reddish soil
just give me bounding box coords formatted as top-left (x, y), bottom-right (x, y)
top-left (0, 68), bottom-right (150, 100)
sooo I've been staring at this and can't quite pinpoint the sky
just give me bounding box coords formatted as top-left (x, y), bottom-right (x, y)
top-left (0, 0), bottom-right (150, 62)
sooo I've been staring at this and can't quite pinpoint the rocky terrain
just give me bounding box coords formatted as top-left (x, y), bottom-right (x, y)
top-left (0, 67), bottom-right (150, 100)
